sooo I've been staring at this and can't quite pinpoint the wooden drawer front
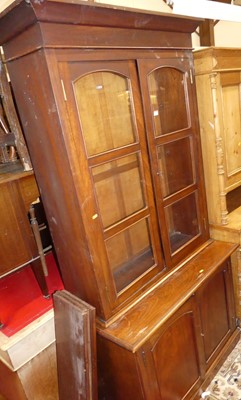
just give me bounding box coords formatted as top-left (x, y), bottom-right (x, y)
top-left (196, 260), bottom-right (236, 370)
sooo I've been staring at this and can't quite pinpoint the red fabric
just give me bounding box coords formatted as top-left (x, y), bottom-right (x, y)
top-left (0, 253), bottom-right (64, 337)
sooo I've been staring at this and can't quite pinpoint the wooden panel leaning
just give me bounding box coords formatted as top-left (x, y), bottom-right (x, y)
top-left (53, 290), bottom-right (97, 400)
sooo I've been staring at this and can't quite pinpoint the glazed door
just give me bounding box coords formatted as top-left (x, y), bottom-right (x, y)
top-left (196, 259), bottom-right (236, 371)
top-left (137, 296), bottom-right (204, 400)
top-left (58, 60), bottom-right (165, 316)
top-left (138, 58), bottom-right (209, 267)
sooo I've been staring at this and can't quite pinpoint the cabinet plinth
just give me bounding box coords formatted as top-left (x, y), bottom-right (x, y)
top-left (0, 4), bottom-right (239, 399)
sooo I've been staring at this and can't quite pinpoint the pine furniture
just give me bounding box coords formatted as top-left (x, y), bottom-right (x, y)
top-left (194, 47), bottom-right (241, 319)
top-left (0, 2), bottom-right (239, 399)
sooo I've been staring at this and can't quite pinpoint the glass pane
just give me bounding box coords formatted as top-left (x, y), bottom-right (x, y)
top-left (148, 67), bottom-right (189, 135)
top-left (92, 154), bottom-right (145, 228)
top-left (105, 219), bottom-right (154, 293)
top-left (165, 193), bottom-right (199, 254)
top-left (74, 71), bottom-right (136, 156)
top-left (157, 137), bottom-right (194, 197)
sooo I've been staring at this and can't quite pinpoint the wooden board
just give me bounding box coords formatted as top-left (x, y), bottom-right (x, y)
top-left (54, 290), bottom-right (97, 400)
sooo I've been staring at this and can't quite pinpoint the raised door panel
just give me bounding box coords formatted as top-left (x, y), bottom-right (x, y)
top-left (220, 72), bottom-right (241, 190)
top-left (196, 260), bottom-right (236, 370)
top-left (137, 57), bottom-right (209, 267)
top-left (57, 59), bottom-right (165, 317)
top-left (138, 296), bottom-right (204, 400)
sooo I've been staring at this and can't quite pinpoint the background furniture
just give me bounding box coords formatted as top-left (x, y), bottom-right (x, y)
top-left (0, 55), bottom-right (31, 171)
top-left (0, 158), bottom-right (53, 298)
top-left (0, 36), bottom-right (60, 399)
top-left (0, 42), bottom-right (52, 296)
top-left (0, 250), bottom-right (63, 400)
top-left (194, 47), bottom-right (241, 320)
top-left (0, 171), bottom-right (39, 277)
top-left (0, 2), bottom-right (239, 399)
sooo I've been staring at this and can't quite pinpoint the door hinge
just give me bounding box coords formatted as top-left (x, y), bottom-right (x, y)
top-left (236, 317), bottom-right (241, 328)
top-left (189, 69), bottom-right (193, 84)
top-left (60, 79), bottom-right (67, 101)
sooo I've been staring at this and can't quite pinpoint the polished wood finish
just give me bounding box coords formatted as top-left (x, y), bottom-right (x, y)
top-left (54, 290), bottom-right (97, 400)
top-left (194, 47), bottom-right (241, 318)
top-left (0, 171), bottom-right (39, 276)
top-left (0, 1), bottom-right (209, 323)
top-left (98, 241), bottom-right (236, 350)
top-left (0, 3), bottom-right (238, 399)
top-left (98, 241), bottom-right (238, 400)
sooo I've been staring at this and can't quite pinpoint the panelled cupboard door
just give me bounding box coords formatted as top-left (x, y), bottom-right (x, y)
top-left (137, 296), bottom-right (204, 400)
top-left (196, 260), bottom-right (236, 370)
top-left (137, 58), bottom-right (209, 267)
top-left (57, 60), bottom-right (166, 315)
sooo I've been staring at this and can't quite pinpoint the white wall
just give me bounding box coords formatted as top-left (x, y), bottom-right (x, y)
top-left (95, 0), bottom-right (171, 12)
top-left (215, 21), bottom-right (241, 47)
top-left (0, 0), bottom-right (15, 12)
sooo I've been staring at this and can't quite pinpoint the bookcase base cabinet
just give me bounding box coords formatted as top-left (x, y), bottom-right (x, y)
top-left (97, 250), bottom-right (239, 400)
